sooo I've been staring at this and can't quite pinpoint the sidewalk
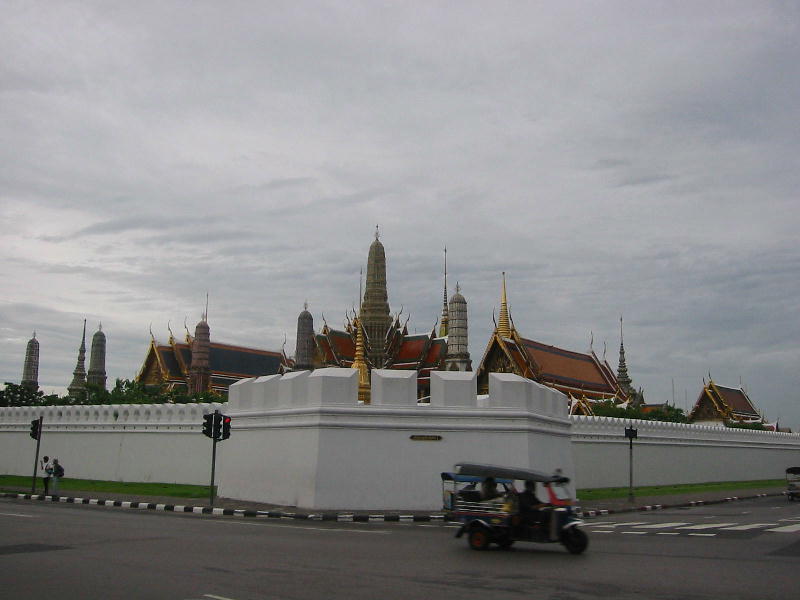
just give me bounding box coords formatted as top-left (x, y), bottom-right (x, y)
top-left (1, 484), bottom-right (788, 521)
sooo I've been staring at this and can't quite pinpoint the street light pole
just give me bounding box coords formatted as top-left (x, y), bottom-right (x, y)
top-left (624, 424), bottom-right (638, 503)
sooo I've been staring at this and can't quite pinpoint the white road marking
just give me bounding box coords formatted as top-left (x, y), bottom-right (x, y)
top-left (583, 521), bottom-right (615, 527)
top-left (766, 524), bottom-right (800, 533)
top-left (675, 523), bottom-right (736, 530)
top-left (621, 531), bottom-right (647, 535)
top-left (0, 511), bottom-right (33, 518)
top-left (720, 523), bottom-right (778, 531)
top-left (688, 533), bottom-right (716, 537)
top-left (632, 522), bottom-right (690, 529)
top-left (592, 530), bottom-right (614, 534)
top-left (656, 532), bottom-right (680, 536)
top-left (204, 595), bottom-right (238, 600)
top-left (592, 521), bottom-right (649, 528)
top-left (218, 520), bottom-right (391, 535)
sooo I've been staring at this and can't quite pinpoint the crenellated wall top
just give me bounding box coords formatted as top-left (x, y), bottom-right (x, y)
top-left (224, 368), bottom-right (569, 420)
top-left (570, 414), bottom-right (800, 443)
top-left (0, 402), bottom-right (225, 426)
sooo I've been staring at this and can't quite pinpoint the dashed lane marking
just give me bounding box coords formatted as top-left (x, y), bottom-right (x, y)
top-left (632, 522), bottom-right (690, 529)
top-left (0, 512), bottom-right (33, 518)
top-left (656, 532), bottom-right (680, 536)
top-left (688, 533), bottom-right (717, 537)
top-left (621, 531), bottom-right (647, 535)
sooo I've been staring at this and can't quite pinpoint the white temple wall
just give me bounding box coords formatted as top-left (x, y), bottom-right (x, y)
top-left (0, 403), bottom-right (224, 485)
top-left (1, 370), bottom-right (799, 510)
top-left (571, 415), bottom-right (800, 488)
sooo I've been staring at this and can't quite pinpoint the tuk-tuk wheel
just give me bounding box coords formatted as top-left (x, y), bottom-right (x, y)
top-left (468, 528), bottom-right (491, 551)
top-left (561, 527), bottom-right (588, 555)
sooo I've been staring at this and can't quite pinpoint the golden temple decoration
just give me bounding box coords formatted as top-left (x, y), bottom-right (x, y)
top-left (352, 315), bottom-right (371, 404)
top-left (497, 271), bottom-right (512, 339)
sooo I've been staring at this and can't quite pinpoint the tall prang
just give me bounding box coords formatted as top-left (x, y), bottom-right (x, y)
top-left (87, 323), bottom-right (107, 390)
top-left (189, 311), bottom-right (211, 395)
top-left (616, 315), bottom-right (643, 405)
top-left (445, 283), bottom-right (472, 371)
top-left (21, 332), bottom-right (40, 392)
top-left (68, 320), bottom-right (88, 400)
top-left (293, 302), bottom-right (315, 371)
top-left (361, 226), bottom-right (392, 367)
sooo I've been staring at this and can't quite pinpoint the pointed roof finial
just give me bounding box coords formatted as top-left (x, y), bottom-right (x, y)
top-left (375, 224), bottom-right (380, 240)
top-left (32, 330), bottom-right (36, 339)
top-left (304, 300), bottom-right (308, 311)
top-left (590, 330), bottom-right (594, 352)
top-left (439, 246), bottom-right (449, 337)
top-left (456, 281), bottom-right (460, 294)
top-left (149, 323), bottom-right (154, 341)
top-left (98, 321), bottom-right (102, 332)
top-left (497, 272), bottom-right (511, 338)
top-left (204, 293), bottom-right (209, 322)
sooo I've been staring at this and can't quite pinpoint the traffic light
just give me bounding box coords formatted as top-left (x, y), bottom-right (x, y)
top-left (212, 412), bottom-right (223, 440)
top-left (202, 413), bottom-right (214, 438)
top-left (30, 418), bottom-right (40, 440)
top-left (221, 415), bottom-right (232, 440)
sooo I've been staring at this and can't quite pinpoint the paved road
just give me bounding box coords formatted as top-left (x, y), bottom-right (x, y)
top-left (2, 495), bottom-right (798, 600)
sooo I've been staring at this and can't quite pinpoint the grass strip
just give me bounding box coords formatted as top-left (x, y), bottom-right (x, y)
top-left (0, 474), bottom-right (211, 498)
top-left (577, 479), bottom-right (785, 501)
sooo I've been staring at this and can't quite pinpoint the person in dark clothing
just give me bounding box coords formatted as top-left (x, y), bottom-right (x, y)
top-left (518, 480), bottom-right (545, 525)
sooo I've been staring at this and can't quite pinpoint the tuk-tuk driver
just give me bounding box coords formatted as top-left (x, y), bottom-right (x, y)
top-left (480, 477), bottom-right (501, 500)
top-left (519, 480), bottom-right (545, 524)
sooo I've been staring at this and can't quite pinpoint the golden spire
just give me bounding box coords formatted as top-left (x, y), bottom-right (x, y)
top-left (497, 271), bottom-right (511, 339)
top-left (439, 246), bottom-right (449, 337)
top-left (352, 315), bottom-right (371, 403)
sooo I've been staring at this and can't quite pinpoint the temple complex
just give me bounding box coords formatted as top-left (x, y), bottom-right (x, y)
top-left (313, 230), bottom-right (451, 399)
top-left (688, 379), bottom-right (763, 425)
top-left (137, 315), bottom-right (289, 396)
top-left (476, 274), bottom-right (624, 413)
top-left (21, 332), bottom-right (40, 392)
top-left (67, 320), bottom-right (88, 400)
top-left (87, 323), bottom-right (107, 390)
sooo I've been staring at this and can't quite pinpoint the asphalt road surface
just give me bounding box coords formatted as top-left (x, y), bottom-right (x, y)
top-left (2, 495), bottom-right (799, 600)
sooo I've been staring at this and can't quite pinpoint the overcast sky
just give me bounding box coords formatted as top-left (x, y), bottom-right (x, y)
top-left (2, 2), bottom-right (798, 427)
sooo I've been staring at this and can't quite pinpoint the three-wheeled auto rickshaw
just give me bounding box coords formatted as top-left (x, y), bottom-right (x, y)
top-left (787, 467), bottom-right (800, 501)
top-left (442, 462), bottom-right (588, 554)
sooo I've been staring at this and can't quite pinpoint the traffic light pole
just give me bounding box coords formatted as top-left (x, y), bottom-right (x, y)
top-left (209, 410), bottom-right (219, 508)
top-left (31, 416), bottom-right (43, 494)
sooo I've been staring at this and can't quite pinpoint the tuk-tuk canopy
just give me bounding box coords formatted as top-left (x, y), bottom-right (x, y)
top-left (440, 472), bottom-right (513, 484)
top-left (454, 462), bottom-right (570, 485)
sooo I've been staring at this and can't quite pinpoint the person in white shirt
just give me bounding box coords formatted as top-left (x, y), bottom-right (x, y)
top-left (40, 455), bottom-right (52, 495)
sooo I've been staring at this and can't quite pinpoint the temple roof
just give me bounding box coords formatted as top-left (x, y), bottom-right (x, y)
top-left (519, 337), bottom-right (618, 396)
top-left (140, 339), bottom-right (287, 390)
top-left (689, 380), bottom-right (761, 422)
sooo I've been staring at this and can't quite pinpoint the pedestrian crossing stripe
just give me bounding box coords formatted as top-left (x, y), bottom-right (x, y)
top-left (766, 524), bottom-right (800, 533)
top-left (720, 523), bottom-right (777, 530)
top-left (632, 522), bottom-right (690, 529)
top-left (675, 523), bottom-right (737, 530)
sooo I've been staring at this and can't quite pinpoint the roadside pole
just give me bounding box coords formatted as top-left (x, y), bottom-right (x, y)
top-left (30, 416), bottom-right (43, 494)
top-left (625, 425), bottom-right (637, 503)
top-left (210, 418), bottom-right (218, 508)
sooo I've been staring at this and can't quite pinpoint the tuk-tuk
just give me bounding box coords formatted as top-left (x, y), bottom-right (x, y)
top-left (441, 462), bottom-right (588, 554)
top-left (787, 467), bottom-right (800, 501)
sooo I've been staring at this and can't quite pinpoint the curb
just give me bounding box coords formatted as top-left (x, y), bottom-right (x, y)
top-left (577, 492), bottom-right (784, 518)
top-left (1, 492), bottom-right (449, 523)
